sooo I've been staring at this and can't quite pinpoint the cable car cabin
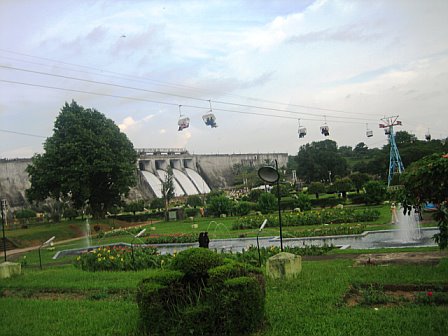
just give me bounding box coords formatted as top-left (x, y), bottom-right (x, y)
top-left (202, 113), bottom-right (217, 128)
top-left (366, 130), bottom-right (373, 137)
top-left (425, 133), bottom-right (431, 141)
top-left (320, 125), bottom-right (330, 136)
top-left (298, 127), bottom-right (307, 138)
top-left (384, 128), bottom-right (390, 135)
top-left (178, 116), bottom-right (190, 131)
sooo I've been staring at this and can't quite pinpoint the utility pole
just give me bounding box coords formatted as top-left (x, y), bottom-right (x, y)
top-left (1, 199), bottom-right (7, 262)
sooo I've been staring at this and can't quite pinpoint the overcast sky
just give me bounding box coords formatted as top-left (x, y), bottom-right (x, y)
top-left (1, 0), bottom-right (447, 158)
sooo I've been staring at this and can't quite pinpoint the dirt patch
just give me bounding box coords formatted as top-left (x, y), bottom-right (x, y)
top-left (354, 251), bottom-right (447, 266)
top-left (0, 288), bottom-right (134, 301)
top-left (343, 283), bottom-right (448, 307)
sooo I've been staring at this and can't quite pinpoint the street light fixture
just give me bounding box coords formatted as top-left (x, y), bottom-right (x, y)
top-left (256, 219), bottom-right (268, 267)
top-left (131, 228), bottom-right (146, 270)
top-left (258, 159), bottom-right (283, 251)
top-left (38, 236), bottom-right (55, 270)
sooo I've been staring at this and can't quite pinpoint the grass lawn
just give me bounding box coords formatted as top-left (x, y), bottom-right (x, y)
top-left (1, 255), bottom-right (447, 336)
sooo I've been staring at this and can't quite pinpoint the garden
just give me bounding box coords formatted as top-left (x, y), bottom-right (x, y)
top-left (1, 246), bottom-right (447, 336)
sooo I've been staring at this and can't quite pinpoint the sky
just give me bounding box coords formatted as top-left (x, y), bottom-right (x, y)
top-left (1, 0), bottom-right (448, 158)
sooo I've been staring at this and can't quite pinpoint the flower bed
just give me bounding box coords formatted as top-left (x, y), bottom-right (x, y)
top-left (74, 245), bottom-right (170, 271)
top-left (233, 208), bottom-right (380, 230)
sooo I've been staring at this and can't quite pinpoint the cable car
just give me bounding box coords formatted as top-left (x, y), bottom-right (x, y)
top-left (384, 128), bottom-right (390, 135)
top-left (177, 105), bottom-right (189, 131)
top-left (297, 119), bottom-right (306, 138)
top-left (320, 125), bottom-right (330, 136)
top-left (178, 116), bottom-right (190, 131)
top-left (425, 132), bottom-right (431, 141)
top-left (298, 127), bottom-right (307, 138)
top-left (366, 123), bottom-right (373, 137)
top-left (202, 112), bottom-right (217, 128)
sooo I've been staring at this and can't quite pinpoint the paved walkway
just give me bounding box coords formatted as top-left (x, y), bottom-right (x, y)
top-left (5, 236), bottom-right (85, 258)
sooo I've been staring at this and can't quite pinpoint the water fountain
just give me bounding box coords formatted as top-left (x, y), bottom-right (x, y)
top-left (84, 217), bottom-right (92, 248)
top-left (395, 205), bottom-right (421, 243)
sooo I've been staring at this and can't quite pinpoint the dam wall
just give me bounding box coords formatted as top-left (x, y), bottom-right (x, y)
top-left (195, 153), bottom-right (288, 189)
top-left (0, 159), bottom-right (31, 208)
top-left (0, 151), bottom-right (289, 207)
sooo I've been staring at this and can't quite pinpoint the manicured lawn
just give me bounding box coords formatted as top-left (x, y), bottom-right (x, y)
top-left (1, 256), bottom-right (447, 336)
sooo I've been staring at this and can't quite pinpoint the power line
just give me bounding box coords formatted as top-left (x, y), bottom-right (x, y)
top-left (0, 49), bottom-right (383, 118)
top-left (1, 65), bottom-right (380, 123)
top-left (0, 128), bottom-right (46, 138)
top-left (0, 78), bottom-right (378, 125)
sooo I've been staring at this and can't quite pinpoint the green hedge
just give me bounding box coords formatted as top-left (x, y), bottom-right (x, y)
top-left (310, 197), bottom-right (343, 208)
top-left (110, 212), bottom-right (163, 222)
top-left (136, 248), bottom-right (265, 335)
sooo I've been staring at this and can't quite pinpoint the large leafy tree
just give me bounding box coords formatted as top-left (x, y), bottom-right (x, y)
top-left (295, 140), bottom-right (347, 182)
top-left (26, 101), bottom-right (137, 219)
top-left (400, 153), bottom-right (448, 249)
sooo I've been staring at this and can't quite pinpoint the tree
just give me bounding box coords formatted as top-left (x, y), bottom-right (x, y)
top-left (353, 142), bottom-right (368, 156)
top-left (349, 172), bottom-right (370, 193)
top-left (124, 200), bottom-right (145, 215)
top-left (207, 194), bottom-right (234, 217)
top-left (150, 198), bottom-right (165, 211)
top-left (400, 153), bottom-right (448, 249)
top-left (257, 192), bottom-right (277, 214)
top-left (295, 140), bottom-right (348, 182)
top-left (161, 167), bottom-right (175, 221)
top-left (395, 130), bottom-right (417, 145)
top-left (364, 181), bottom-right (387, 205)
top-left (307, 182), bottom-right (326, 199)
top-left (334, 177), bottom-right (353, 198)
top-left (26, 101), bottom-right (137, 219)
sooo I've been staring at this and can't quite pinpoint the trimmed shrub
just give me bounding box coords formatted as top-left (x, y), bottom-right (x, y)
top-left (170, 248), bottom-right (225, 283)
top-left (137, 249), bottom-right (265, 336)
top-left (136, 270), bottom-right (185, 335)
top-left (310, 197), bottom-right (342, 208)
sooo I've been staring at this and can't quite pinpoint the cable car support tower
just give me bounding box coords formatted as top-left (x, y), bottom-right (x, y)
top-left (379, 116), bottom-right (404, 186)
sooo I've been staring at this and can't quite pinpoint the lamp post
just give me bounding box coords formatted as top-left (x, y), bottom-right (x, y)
top-left (256, 219), bottom-right (268, 267)
top-left (258, 159), bottom-right (283, 251)
top-left (1, 199), bottom-right (7, 262)
top-left (131, 228), bottom-right (147, 270)
top-left (38, 236), bottom-right (55, 270)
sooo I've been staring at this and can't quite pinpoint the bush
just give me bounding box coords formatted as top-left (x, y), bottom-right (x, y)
top-left (348, 193), bottom-right (366, 204)
top-left (170, 248), bottom-right (225, 283)
top-left (257, 192), bottom-right (277, 214)
top-left (207, 195), bottom-right (234, 217)
top-left (310, 197), bottom-right (342, 208)
top-left (184, 207), bottom-right (199, 217)
top-left (364, 181), bottom-right (387, 204)
top-left (185, 195), bottom-right (203, 208)
top-left (280, 193), bottom-right (311, 211)
top-left (63, 208), bottom-right (78, 220)
top-left (14, 209), bottom-right (37, 224)
top-left (233, 201), bottom-right (253, 216)
top-left (137, 249), bottom-right (265, 336)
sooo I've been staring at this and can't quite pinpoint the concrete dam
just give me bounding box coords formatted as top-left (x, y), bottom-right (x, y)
top-left (136, 148), bottom-right (288, 198)
top-left (0, 150), bottom-right (288, 207)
